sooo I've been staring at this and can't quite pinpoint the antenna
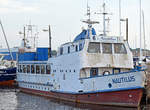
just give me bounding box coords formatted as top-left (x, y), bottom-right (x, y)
top-left (95, 2), bottom-right (111, 36)
top-left (82, 3), bottom-right (99, 38)
top-left (87, 1), bottom-right (91, 20)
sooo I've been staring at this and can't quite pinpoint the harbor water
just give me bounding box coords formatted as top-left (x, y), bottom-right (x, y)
top-left (0, 89), bottom-right (149, 110)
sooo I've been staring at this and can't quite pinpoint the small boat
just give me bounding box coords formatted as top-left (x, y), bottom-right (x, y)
top-left (0, 54), bottom-right (16, 87)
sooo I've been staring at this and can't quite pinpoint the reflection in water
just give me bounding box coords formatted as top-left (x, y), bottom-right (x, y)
top-left (0, 90), bottom-right (147, 110)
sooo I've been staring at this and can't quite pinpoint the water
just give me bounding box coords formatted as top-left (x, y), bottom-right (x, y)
top-left (0, 89), bottom-right (149, 110)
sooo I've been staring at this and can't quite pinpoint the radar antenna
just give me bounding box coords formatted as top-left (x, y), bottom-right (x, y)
top-left (95, 2), bottom-right (112, 36)
top-left (82, 3), bottom-right (99, 38)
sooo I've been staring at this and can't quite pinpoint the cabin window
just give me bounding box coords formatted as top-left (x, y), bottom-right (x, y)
top-left (60, 47), bottom-right (63, 55)
top-left (68, 46), bottom-right (70, 53)
top-left (75, 45), bottom-right (78, 52)
top-left (20, 65), bottom-right (22, 73)
top-left (88, 42), bottom-right (100, 53)
top-left (31, 65), bottom-right (35, 73)
top-left (41, 65), bottom-right (45, 74)
top-left (90, 68), bottom-right (98, 77)
top-left (46, 65), bottom-right (51, 74)
top-left (36, 65), bottom-right (40, 74)
top-left (17, 65), bottom-right (19, 72)
top-left (102, 43), bottom-right (112, 54)
top-left (63, 74), bottom-right (65, 80)
top-left (80, 69), bottom-right (87, 78)
top-left (27, 65), bottom-right (30, 73)
top-left (113, 68), bottom-right (120, 74)
top-left (19, 65), bottom-right (22, 72)
top-left (23, 65), bottom-right (27, 73)
top-left (79, 43), bottom-right (83, 51)
top-left (114, 43), bottom-right (127, 54)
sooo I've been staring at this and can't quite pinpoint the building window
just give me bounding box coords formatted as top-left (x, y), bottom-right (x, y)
top-left (90, 68), bottom-right (98, 77)
top-left (102, 43), bottom-right (112, 54)
top-left (68, 46), bottom-right (70, 53)
top-left (60, 47), bottom-right (63, 55)
top-left (114, 43), bottom-right (127, 54)
top-left (88, 42), bottom-right (100, 53)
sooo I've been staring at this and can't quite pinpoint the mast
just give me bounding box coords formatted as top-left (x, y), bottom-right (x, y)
top-left (82, 3), bottom-right (99, 39)
top-left (48, 25), bottom-right (52, 58)
top-left (139, 0), bottom-right (142, 62)
top-left (103, 3), bottom-right (106, 36)
top-left (142, 10), bottom-right (146, 56)
top-left (0, 20), bottom-right (14, 61)
top-left (119, 0), bottom-right (121, 37)
top-left (95, 2), bottom-right (110, 36)
top-left (23, 26), bottom-right (26, 48)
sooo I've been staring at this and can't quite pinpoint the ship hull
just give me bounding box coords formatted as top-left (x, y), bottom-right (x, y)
top-left (20, 87), bottom-right (143, 107)
top-left (0, 67), bottom-right (16, 86)
top-left (0, 80), bottom-right (15, 86)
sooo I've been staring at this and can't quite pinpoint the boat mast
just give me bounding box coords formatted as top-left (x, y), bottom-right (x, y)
top-left (82, 3), bottom-right (99, 39)
top-left (139, 0), bottom-right (142, 62)
top-left (103, 3), bottom-right (107, 36)
top-left (0, 20), bottom-right (14, 61)
top-left (142, 10), bottom-right (146, 56)
top-left (119, 0), bottom-right (121, 37)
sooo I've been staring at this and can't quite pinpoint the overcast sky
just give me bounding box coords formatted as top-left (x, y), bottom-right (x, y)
top-left (0, 0), bottom-right (149, 50)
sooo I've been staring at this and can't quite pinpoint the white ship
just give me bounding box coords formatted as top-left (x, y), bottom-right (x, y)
top-left (16, 3), bottom-right (147, 107)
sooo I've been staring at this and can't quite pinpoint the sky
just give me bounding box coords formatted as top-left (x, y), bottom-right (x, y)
top-left (0, 0), bottom-right (149, 50)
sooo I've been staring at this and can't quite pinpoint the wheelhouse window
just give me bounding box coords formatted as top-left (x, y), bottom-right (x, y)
top-left (102, 43), bottom-right (112, 54)
top-left (88, 42), bottom-right (100, 53)
top-left (90, 68), bottom-right (98, 77)
top-left (114, 43), bottom-right (127, 54)
top-left (46, 65), bottom-right (51, 74)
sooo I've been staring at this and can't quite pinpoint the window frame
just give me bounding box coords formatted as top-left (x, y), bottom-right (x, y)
top-left (87, 42), bottom-right (101, 53)
top-left (114, 43), bottom-right (127, 54)
top-left (102, 43), bottom-right (112, 54)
